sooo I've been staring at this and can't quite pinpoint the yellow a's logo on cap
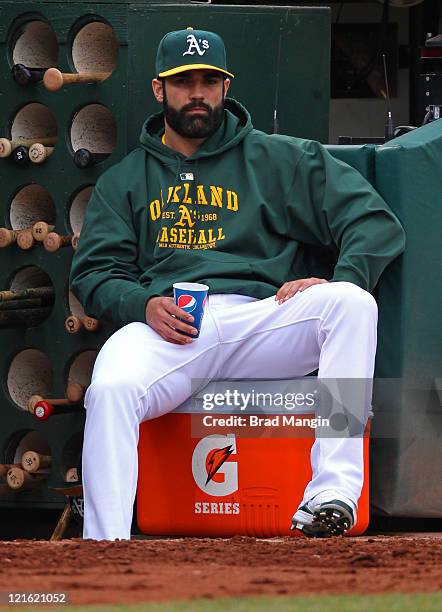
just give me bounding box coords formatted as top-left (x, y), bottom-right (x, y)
top-left (183, 33), bottom-right (209, 57)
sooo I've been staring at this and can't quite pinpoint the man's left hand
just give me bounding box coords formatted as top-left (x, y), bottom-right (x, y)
top-left (275, 277), bottom-right (329, 305)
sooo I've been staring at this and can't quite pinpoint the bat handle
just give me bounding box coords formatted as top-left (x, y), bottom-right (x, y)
top-left (28, 394), bottom-right (72, 412)
top-left (43, 68), bottom-right (111, 91)
top-left (50, 502), bottom-right (73, 541)
top-left (33, 400), bottom-right (82, 421)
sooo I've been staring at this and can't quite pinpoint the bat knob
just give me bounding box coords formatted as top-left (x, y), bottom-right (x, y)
top-left (0, 138), bottom-right (12, 158)
top-left (28, 394), bottom-right (43, 412)
top-left (33, 400), bottom-right (54, 421)
top-left (71, 234), bottom-right (80, 250)
top-left (29, 143), bottom-right (47, 164)
top-left (12, 145), bottom-right (29, 165)
top-left (83, 316), bottom-right (99, 332)
top-left (43, 232), bottom-right (61, 252)
top-left (65, 315), bottom-right (82, 334)
top-left (73, 148), bottom-right (91, 168)
top-left (0, 228), bottom-right (15, 247)
top-left (17, 229), bottom-right (35, 250)
top-left (43, 67), bottom-right (64, 91)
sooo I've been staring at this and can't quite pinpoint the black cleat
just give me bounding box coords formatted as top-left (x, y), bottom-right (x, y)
top-left (291, 499), bottom-right (355, 538)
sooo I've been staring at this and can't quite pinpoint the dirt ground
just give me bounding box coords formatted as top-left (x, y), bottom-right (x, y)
top-left (0, 535), bottom-right (441, 605)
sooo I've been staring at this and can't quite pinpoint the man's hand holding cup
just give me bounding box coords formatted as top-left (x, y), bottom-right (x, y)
top-left (145, 282), bottom-right (209, 344)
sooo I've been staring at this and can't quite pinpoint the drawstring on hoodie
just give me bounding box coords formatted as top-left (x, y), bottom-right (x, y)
top-left (152, 151), bottom-right (183, 263)
top-left (191, 158), bottom-right (200, 246)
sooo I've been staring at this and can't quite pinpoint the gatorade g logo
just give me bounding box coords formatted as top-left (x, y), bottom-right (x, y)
top-left (183, 34), bottom-right (209, 57)
top-left (177, 294), bottom-right (197, 313)
top-left (192, 434), bottom-right (238, 496)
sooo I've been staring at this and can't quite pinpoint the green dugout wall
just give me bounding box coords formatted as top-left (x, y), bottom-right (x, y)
top-left (372, 122), bottom-right (442, 517)
top-left (329, 135), bottom-right (442, 518)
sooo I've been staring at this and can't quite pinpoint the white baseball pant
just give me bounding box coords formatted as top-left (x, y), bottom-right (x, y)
top-left (82, 281), bottom-right (377, 540)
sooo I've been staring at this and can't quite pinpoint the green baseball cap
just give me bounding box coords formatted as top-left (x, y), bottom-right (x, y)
top-left (156, 27), bottom-right (234, 78)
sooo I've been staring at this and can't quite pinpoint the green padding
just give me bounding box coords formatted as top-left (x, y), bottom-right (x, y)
top-left (371, 120), bottom-right (442, 517)
top-left (326, 144), bottom-right (376, 185)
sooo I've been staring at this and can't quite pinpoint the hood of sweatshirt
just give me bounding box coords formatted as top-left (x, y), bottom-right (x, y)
top-left (139, 97), bottom-right (253, 161)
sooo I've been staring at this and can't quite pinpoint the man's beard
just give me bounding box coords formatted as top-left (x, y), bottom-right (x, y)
top-left (163, 89), bottom-right (225, 139)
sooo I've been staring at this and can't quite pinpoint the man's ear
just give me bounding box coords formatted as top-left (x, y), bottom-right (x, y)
top-left (152, 78), bottom-right (164, 103)
top-left (223, 78), bottom-right (231, 98)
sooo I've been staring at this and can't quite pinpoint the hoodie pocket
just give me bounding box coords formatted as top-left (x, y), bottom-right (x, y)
top-left (144, 249), bottom-right (255, 296)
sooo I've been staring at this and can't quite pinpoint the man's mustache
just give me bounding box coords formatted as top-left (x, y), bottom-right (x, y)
top-left (181, 101), bottom-right (212, 113)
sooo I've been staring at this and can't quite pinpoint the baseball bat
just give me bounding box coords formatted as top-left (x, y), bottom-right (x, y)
top-left (11, 64), bottom-right (46, 86)
top-left (0, 228), bottom-right (22, 248)
top-left (12, 145), bottom-right (29, 165)
top-left (16, 229), bottom-right (35, 250)
top-left (43, 68), bottom-right (111, 91)
top-left (0, 307), bottom-right (50, 318)
top-left (50, 501), bottom-right (72, 541)
top-left (6, 467), bottom-right (46, 490)
top-left (73, 148), bottom-right (109, 169)
top-left (83, 316), bottom-right (100, 332)
top-left (0, 307), bottom-right (51, 326)
top-left (29, 143), bottom-right (54, 164)
top-left (71, 233), bottom-right (80, 250)
top-left (0, 297), bottom-right (51, 311)
top-left (32, 400), bottom-right (83, 421)
top-left (0, 286), bottom-right (54, 302)
top-left (43, 232), bottom-right (72, 252)
top-left (65, 467), bottom-right (79, 483)
top-left (32, 221), bottom-right (55, 241)
top-left (28, 395), bottom-right (72, 412)
top-left (65, 314), bottom-right (100, 334)
top-left (21, 451), bottom-right (52, 473)
top-left (64, 315), bottom-right (82, 334)
top-left (0, 137), bottom-right (56, 158)
top-left (51, 483), bottom-right (83, 497)
top-left (0, 463), bottom-right (21, 478)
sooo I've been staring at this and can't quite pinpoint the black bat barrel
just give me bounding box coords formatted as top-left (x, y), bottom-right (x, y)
top-left (73, 148), bottom-right (109, 169)
top-left (12, 145), bottom-right (29, 165)
top-left (11, 64), bottom-right (46, 86)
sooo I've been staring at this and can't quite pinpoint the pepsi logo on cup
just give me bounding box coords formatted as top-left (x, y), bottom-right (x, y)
top-left (177, 294), bottom-right (197, 313)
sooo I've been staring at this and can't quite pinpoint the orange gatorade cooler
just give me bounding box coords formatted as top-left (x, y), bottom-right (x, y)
top-left (137, 395), bottom-right (370, 537)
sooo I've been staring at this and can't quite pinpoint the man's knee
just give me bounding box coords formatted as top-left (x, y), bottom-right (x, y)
top-left (85, 375), bottom-right (145, 414)
top-left (291, 281), bottom-right (377, 321)
top-left (332, 282), bottom-right (377, 320)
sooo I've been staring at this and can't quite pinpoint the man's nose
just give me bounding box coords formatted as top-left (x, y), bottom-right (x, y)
top-left (189, 82), bottom-right (205, 100)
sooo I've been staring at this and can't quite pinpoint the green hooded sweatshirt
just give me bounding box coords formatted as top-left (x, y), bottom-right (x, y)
top-left (70, 99), bottom-right (405, 327)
